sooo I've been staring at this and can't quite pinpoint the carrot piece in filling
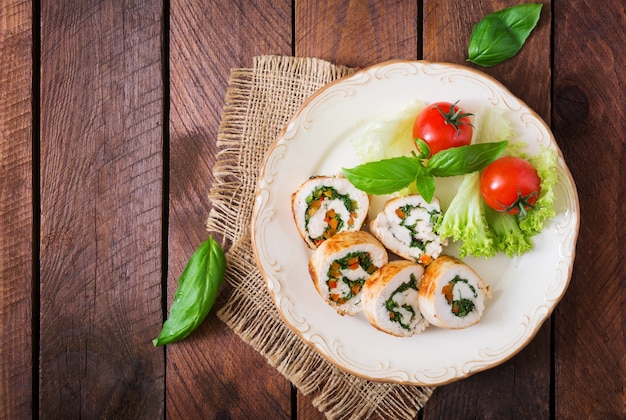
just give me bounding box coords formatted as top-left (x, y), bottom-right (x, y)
top-left (420, 254), bottom-right (433, 265)
top-left (351, 284), bottom-right (361, 295)
top-left (347, 256), bottom-right (359, 270)
top-left (442, 283), bottom-right (454, 305)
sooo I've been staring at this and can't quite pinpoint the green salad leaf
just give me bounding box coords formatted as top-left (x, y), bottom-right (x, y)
top-left (484, 206), bottom-right (533, 257)
top-left (350, 100), bottom-right (424, 162)
top-left (437, 172), bottom-right (496, 258)
top-left (519, 146), bottom-right (558, 235)
top-left (468, 4), bottom-right (543, 67)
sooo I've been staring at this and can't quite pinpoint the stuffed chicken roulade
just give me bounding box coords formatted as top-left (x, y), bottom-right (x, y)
top-left (292, 176), bottom-right (369, 249)
top-left (369, 195), bottom-right (446, 265)
top-left (362, 260), bottom-right (428, 337)
top-left (417, 255), bottom-right (490, 329)
top-left (309, 231), bottom-right (388, 316)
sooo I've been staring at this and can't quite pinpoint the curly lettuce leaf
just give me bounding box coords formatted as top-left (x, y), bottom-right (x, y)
top-left (436, 172), bottom-right (496, 258)
top-left (484, 206), bottom-right (533, 256)
top-left (518, 146), bottom-right (558, 235)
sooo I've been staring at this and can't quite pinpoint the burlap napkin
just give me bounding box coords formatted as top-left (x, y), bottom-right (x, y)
top-left (207, 55), bottom-right (434, 419)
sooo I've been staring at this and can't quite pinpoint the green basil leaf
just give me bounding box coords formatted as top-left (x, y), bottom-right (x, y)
top-left (467, 4), bottom-right (543, 67)
top-left (343, 156), bottom-right (423, 195)
top-left (414, 138), bottom-right (431, 159)
top-left (153, 235), bottom-right (226, 346)
top-left (428, 141), bottom-right (508, 177)
top-left (415, 173), bottom-right (436, 203)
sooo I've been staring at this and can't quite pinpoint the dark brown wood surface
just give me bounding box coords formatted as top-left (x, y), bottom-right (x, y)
top-left (1, 0), bottom-right (623, 418)
top-left (0, 0), bottom-right (33, 417)
top-left (38, 0), bottom-right (165, 418)
top-left (552, 1), bottom-right (625, 417)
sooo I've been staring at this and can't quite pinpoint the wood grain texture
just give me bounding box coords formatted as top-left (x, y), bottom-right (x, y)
top-left (552, 0), bottom-right (625, 417)
top-left (295, 0), bottom-right (418, 67)
top-left (297, 388), bottom-right (326, 420)
top-left (39, 0), bottom-right (164, 417)
top-left (0, 0), bottom-right (33, 417)
top-left (422, 1), bottom-right (552, 418)
top-left (167, 0), bottom-right (292, 418)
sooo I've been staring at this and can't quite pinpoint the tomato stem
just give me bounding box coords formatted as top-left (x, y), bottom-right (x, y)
top-left (435, 100), bottom-right (474, 138)
top-left (497, 188), bottom-right (538, 218)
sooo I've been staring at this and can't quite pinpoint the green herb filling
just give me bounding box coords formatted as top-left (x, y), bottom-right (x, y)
top-left (385, 273), bottom-right (419, 330)
top-left (395, 204), bottom-right (442, 251)
top-left (326, 252), bottom-right (377, 304)
top-left (442, 276), bottom-right (478, 318)
top-left (305, 186), bottom-right (359, 245)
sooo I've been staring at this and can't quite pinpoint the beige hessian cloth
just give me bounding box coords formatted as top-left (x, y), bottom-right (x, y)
top-left (207, 55), bottom-right (434, 419)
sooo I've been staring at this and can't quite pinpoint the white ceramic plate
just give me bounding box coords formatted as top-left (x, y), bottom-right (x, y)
top-left (251, 60), bottom-right (579, 386)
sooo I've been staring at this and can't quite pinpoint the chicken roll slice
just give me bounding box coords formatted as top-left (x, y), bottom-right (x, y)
top-left (309, 231), bottom-right (388, 316)
top-left (417, 255), bottom-right (490, 329)
top-left (292, 176), bottom-right (369, 249)
top-left (362, 260), bottom-right (428, 337)
top-left (369, 194), bottom-right (445, 265)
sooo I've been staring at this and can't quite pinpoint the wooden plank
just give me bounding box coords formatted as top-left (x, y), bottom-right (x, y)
top-left (0, 0), bottom-right (33, 417)
top-left (294, 1), bottom-right (417, 418)
top-left (39, 0), bottom-right (164, 417)
top-left (295, 0), bottom-right (419, 67)
top-left (552, 0), bottom-right (624, 417)
top-left (421, 1), bottom-right (553, 417)
top-left (166, 0), bottom-right (292, 417)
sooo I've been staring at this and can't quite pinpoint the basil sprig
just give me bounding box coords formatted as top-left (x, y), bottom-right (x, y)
top-left (342, 140), bottom-right (507, 203)
top-left (153, 235), bottom-right (226, 346)
top-left (467, 4), bottom-right (543, 67)
top-left (340, 156), bottom-right (423, 196)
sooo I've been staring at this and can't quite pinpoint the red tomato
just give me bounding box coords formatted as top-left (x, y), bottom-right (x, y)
top-left (480, 157), bottom-right (541, 216)
top-left (413, 101), bottom-right (473, 156)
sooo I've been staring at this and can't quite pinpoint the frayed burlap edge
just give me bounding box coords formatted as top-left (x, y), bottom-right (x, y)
top-left (207, 55), bottom-right (434, 420)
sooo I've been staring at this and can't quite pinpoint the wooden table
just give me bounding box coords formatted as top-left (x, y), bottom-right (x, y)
top-left (1, 0), bottom-right (623, 418)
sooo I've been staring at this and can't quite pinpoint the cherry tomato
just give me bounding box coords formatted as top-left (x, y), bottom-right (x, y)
top-left (480, 156), bottom-right (541, 216)
top-left (413, 101), bottom-right (473, 156)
